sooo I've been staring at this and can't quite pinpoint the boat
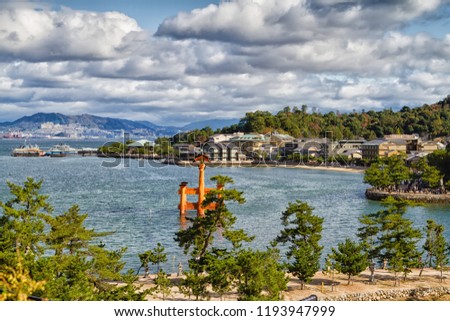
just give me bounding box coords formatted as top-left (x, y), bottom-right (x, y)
top-left (3, 131), bottom-right (23, 139)
top-left (11, 144), bottom-right (45, 157)
top-left (45, 144), bottom-right (78, 157)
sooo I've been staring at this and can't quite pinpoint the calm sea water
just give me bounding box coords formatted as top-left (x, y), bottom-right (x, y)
top-left (1, 139), bottom-right (449, 273)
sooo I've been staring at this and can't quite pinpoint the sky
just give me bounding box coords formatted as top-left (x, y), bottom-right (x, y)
top-left (0, 0), bottom-right (450, 126)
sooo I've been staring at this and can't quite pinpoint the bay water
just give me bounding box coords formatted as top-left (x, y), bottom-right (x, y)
top-left (1, 139), bottom-right (449, 273)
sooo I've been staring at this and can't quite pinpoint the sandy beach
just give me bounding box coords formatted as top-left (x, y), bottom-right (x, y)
top-left (139, 267), bottom-right (450, 301)
top-left (176, 160), bottom-right (365, 174)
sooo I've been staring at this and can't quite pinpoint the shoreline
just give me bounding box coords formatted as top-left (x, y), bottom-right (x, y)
top-left (173, 160), bottom-right (365, 173)
top-left (139, 267), bottom-right (450, 301)
top-left (365, 188), bottom-right (450, 204)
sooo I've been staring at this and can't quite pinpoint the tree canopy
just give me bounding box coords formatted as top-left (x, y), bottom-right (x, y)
top-left (218, 97), bottom-right (450, 139)
top-left (0, 178), bottom-right (147, 301)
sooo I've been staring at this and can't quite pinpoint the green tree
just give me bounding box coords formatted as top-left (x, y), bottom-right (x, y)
top-left (427, 149), bottom-right (450, 187)
top-left (149, 243), bottom-right (167, 272)
top-left (154, 138), bottom-right (174, 157)
top-left (363, 162), bottom-right (393, 190)
top-left (204, 249), bottom-right (235, 300)
top-left (45, 205), bottom-right (110, 256)
top-left (423, 220), bottom-right (450, 282)
top-left (0, 178), bottom-right (53, 269)
top-left (152, 269), bottom-right (172, 300)
top-left (138, 251), bottom-right (152, 278)
top-left (275, 200), bottom-right (323, 289)
top-left (423, 220), bottom-right (440, 268)
top-left (1, 178), bottom-right (147, 301)
top-left (416, 158), bottom-right (443, 189)
top-left (385, 154), bottom-right (411, 188)
top-left (175, 175), bottom-right (251, 269)
top-left (0, 251), bottom-right (46, 301)
top-left (357, 209), bottom-right (388, 282)
top-left (433, 225), bottom-right (450, 283)
top-left (178, 270), bottom-right (209, 301)
top-left (174, 175), bottom-right (253, 300)
top-left (329, 239), bottom-right (368, 285)
top-left (358, 197), bottom-right (421, 285)
top-left (233, 248), bottom-right (287, 301)
top-left (377, 203), bottom-right (422, 286)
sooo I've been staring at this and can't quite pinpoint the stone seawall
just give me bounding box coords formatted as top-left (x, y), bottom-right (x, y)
top-left (321, 287), bottom-right (450, 301)
top-left (365, 189), bottom-right (450, 204)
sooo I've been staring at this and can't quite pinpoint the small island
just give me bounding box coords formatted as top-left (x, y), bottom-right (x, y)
top-left (364, 148), bottom-right (450, 203)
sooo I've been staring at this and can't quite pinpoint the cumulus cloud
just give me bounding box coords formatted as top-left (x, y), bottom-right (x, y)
top-left (156, 0), bottom-right (445, 45)
top-left (0, 6), bottom-right (143, 62)
top-left (0, 0), bottom-right (449, 125)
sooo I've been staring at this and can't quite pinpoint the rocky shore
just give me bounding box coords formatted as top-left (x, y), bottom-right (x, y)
top-left (365, 188), bottom-right (450, 204)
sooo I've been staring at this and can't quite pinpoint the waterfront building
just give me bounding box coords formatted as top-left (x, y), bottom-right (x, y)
top-left (202, 141), bottom-right (246, 161)
top-left (341, 149), bottom-right (363, 160)
top-left (202, 141), bottom-right (228, 161)
top-left (418, 140), bottom-right (442, 153)
top-left (208, 132), bottom-right (244, 144)
top-left (384, 134), bottom-right (420, 153)
top-left (361, 139), bottom-right (407, 160)
top-left (173, 143), bottom-right (201, 161)
top-left (229, 134), bottom-right (269, 157)
top-left (326, 139), bottom-right (366, 157)
top-left (361, 134), bottom-right (444, 161)
top-left (266, 133), bottom-right (295, 147)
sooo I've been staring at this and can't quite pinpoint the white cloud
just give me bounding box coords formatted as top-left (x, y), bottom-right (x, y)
top-left (0, 7), bottom-right (143, 61)
top-left (0, 0), bottom-right (449, 125)
top-left (156, 0), bottom-right (446, 45)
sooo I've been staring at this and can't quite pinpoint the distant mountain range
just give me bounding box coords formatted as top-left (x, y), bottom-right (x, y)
top-left (0, 113), bottom-right (240, 136)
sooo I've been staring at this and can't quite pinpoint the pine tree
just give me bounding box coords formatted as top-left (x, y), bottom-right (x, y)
top-left (233, 248), bottom-right (287, 301)
top-left (425, 221), bottom-right (450, 283)
top-left (45, 205), bottom-right (110, 256)
top-left (138, 251), bottom-right (152, 278)
top-left (149, 243), bottom-right (167, 273)
top-left (178, 270), bottom-right (209, 301)
top-left (357, 208), bottom-right (390, 282)
top-left (423, 220), bottom-right (440, 268)
top-left (364, 162), bottom-right (393, 190)
top-left (329, 239), bottom-right (368, 285)
top-left (0, 178), bottom-right (53, 269)
top-left (386, 154), bottom-right (411, 188)
top-left (275, 200), bottom-right (323, 289)
top-left (174, 175), bottom-right (253, 299)
top-left (0, 250), bottom-right (46, 301)
top-left (152, 269), bottom-right (172, 300)
top-left (204, 249), bottom-right (235, 300)
top-left (378, 211), bottom-right (422, 285)
top-left (175, 175), bottom-right (250, 270)
top-left (1, 178), bottom-right (147, 301)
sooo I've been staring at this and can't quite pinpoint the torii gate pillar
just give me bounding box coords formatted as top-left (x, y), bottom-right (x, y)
top-left (178, 155), bottom-right (217, 218)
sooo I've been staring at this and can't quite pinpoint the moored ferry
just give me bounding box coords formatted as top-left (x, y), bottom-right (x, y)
top-left (11, 144), bottom-right (45, 157)
top-left (45, 144), bottom-right (78, 157)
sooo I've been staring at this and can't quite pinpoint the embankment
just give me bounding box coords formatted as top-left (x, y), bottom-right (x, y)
top-left (365, 188), bottom-right (450, 204)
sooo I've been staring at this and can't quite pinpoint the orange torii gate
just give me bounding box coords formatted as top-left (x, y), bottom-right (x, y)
top-left (178, 155), bottom-right (222, 218)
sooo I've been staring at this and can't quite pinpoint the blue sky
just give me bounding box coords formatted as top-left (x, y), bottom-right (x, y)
top-left (1, 0), bottom-right (450, 125)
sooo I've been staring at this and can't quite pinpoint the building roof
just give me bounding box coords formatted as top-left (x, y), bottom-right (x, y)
top-left (230, 134), bottom-right (267, 142)
top-left (127, 139), bottom-right (153, 147)
top-left (269, 133), bottom-right (294, 141)
top-left (362, 139), bottom-right (387, 146)
top-left (385, 134), bottom-right (419, 140)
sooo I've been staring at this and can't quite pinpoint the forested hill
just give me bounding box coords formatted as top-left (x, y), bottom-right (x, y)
top-left (219, 96), bottom-right (450, 140)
